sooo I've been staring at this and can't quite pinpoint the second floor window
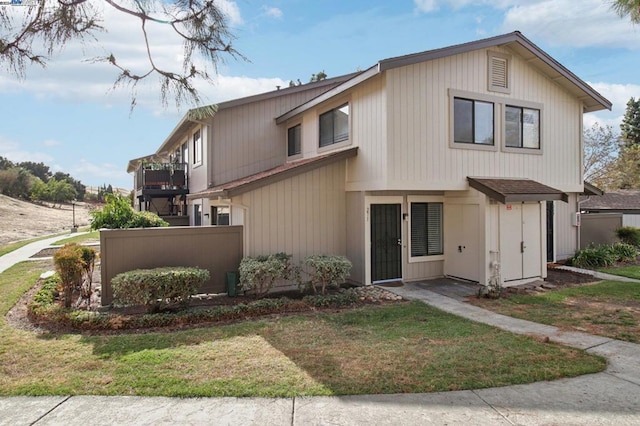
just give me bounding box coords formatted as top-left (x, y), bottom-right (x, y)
top-left (454, 97), bottom-right (494, 146)
top-left (319, 103), bottom-right (349, 147)
top-left (505, 106), bottom-right (540, 149)
top-left (288, 124), bottom-right (301, 157)
top-left (192, 129), bottom-right (202, 165)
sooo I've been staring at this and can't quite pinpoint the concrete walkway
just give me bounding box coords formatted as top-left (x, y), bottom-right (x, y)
top-left (1, 238), bottom-right (639, 425)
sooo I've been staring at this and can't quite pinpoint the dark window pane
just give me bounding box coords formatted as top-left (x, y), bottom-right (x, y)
top-left (288, 125), bottom-right (301, 156)
top-left (427, 203), bottom-right (443, 255)
top-left (319, 103), bottom-right (349, 147)
top-left (319, 110), bottom-right (334, 147)
top-left (411, 202), bottom-right (443, 257)
top-left (454, 98), bottom-right (473, 143)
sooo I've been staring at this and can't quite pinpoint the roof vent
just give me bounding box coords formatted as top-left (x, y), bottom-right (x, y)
top-left (488, 52), bottom-right (510, 94)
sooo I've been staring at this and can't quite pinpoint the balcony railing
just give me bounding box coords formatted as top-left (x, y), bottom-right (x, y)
top-left (135, 163), bottom-right (188, 191)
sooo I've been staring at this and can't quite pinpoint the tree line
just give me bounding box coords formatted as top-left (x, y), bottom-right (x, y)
top-left (0, 157), bottom-right (89, 205)
top-left (585, 97), bottom-right (640, 190)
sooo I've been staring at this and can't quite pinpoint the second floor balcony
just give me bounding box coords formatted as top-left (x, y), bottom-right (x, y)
top-left (135, 163), bottom-right (189, 191)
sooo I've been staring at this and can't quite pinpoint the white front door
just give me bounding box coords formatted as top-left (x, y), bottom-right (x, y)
top-left (501, 203), bottom-right (542, 282)
top-left (444, 204), bottom-right (480, 282)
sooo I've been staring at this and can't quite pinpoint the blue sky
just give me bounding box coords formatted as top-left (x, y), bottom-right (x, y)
top-left (1, 0), bottom-right (639, 189)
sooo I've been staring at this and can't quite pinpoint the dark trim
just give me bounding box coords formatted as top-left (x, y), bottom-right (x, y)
top-left (467, 177), bottom-right (569, 203)
top-left (583, 181), bottom-right (604, 196)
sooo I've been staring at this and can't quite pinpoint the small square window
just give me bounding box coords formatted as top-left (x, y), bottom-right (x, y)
top-left (212, 206), bottom-right (230, 225)
top-left (319, 103), bottom-right (349, 147)
top-left (454, 98), bottom-right (494, 145)
top-left (287, 124), bottom-right (301, 157)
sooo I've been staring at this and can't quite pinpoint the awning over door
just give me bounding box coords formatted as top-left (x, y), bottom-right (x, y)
top-left (467, 177), bottom-right (569, 203)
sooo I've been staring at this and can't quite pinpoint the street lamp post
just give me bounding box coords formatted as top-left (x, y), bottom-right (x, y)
top-left (71, 200), bottom-right (77, 233)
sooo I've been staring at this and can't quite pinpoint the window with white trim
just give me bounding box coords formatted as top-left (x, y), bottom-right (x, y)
top-left (505, 106), bottom-right (540, 149)
top-left (453, 97), bottom-right (494, 146)
top-left (319, 103), bottom-right (349, 147)
top-left (287, 124), bottom-right (301, 157)
top-left (192, 129), bottom-right (202, 166)
top-left (410, 202), bottom-right (443, 257)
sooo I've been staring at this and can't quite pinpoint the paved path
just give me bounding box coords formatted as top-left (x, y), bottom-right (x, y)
top-left (1, 238), bottom-right (639, 425)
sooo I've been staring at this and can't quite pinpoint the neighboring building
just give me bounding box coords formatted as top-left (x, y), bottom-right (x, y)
top-left (581, 190), bottom-right (640, 228)
top-left (128, 31), bottom-right (611, 288)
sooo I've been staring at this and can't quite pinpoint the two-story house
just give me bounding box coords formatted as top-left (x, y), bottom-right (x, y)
top-left (129, 31), bottom-right (611, 288)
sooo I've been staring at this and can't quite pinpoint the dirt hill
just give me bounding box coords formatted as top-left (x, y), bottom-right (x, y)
top-left (0, 194), bottom-right (94, 245)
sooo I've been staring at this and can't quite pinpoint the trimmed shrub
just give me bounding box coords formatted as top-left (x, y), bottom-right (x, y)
top-left (112, 267), bottom-right (209, 313)
top-left (302, 255), bottom-right (352, 295)
top-left (90, 193), bottom-right (168, 229)
top-left (611, 242), bottom-right (639, 262)
top-left (303, 289), bottom-right (358, 307)
top-left (53, 243), bottom-right (84, 308)
top-left (616, 226), bottom-right (640, 247)
top-left (239, 253), bottom-right (295, 298)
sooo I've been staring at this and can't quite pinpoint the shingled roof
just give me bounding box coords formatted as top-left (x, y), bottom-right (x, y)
top-left (467, 177), bottom-right (569, 203)
top-left (580, 190), bottom-right (640, 212)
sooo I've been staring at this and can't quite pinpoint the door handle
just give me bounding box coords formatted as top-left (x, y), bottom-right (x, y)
top-left (521, 241), bottom-right (526, 253)
top-left (397, 239), bottom-right (402, 246)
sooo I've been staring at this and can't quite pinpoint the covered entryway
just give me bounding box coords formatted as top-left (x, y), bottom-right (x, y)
top-left (370, 203), bottom-right (402, 282)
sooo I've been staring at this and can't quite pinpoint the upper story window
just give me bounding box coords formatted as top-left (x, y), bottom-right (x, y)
top-left (319, 103), bottom-right (349, 148)
top-left (192, 129), bottom-right (202, 166)
top-left (453, 97), bottom-right (494, 146)
top-left (505, 106), bottom-right (540, 149)
top-left (287, 124), bottom-right (301, 157)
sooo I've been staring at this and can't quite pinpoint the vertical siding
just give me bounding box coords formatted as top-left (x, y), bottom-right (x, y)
top-left (555, 194), bottom-right (579, 260)
top-left (209, 86), bottom-right (337, 186)
top-left (384, 47), bottom-right (583, 192)
top-left (239, 161), bottom-right (347, 263)
top-left (346, 191), bottom-right (365, 284)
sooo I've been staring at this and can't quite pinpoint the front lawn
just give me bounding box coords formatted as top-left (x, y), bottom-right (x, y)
top-left (470, 280), bottom-right (640, 343)
top-left (600, 265), bottom-right (640, 280)
top-left (0, 261), bottom-right (606, 397)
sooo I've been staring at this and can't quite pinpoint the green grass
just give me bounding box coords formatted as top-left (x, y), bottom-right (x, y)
top-left (600, 265), bottom-right (640, 280)
top-left (0, 262), bottom-right (606, 397)
top-left (472, 280), bottom-right (640, 343)
top-left (52, 230), bottom-right (100, 246)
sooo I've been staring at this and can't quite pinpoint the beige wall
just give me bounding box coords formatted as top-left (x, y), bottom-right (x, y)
top-left (555, 194), bottom-right (579, 260)
top-left (209, 86), bottom-right (339, 187)
top-left (235, 161), bottom-right (347, 263)
top-left (100, 226), bottom-right (243, 305)
top-left (383, 47), bottom-right (583, 193)
top-left (346, 191), bottom-right (365, 284)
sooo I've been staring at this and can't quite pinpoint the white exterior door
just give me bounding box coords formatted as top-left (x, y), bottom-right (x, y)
top-left (500, 203), bottom-right (542, 282)
top-left (444, 204), bottom-right (480, 282)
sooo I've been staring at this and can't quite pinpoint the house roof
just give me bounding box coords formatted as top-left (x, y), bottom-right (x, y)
top-left (188, 147), bottom-right (358, 200)
top-left (276, 31), bottom-right (611, 124)
top-left (467, 177), bottom-right (569, 203)
top-left (580, 190), bottom-right (640, 212)
top-left (583, 182), bottom-right (604, 196)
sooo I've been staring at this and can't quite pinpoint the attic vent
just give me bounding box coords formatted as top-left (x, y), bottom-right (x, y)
top-left (488, 52), bottom-right (510, 94)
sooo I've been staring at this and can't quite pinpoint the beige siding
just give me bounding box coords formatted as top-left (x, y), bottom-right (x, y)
top-left (209, 87), bottom-right (334, 186)
top-left (237, 161), bottom-right (347, 263)
top-left (346, 191), bottom-right (365, 284)
top-left (555, 194), bottom-right (579, 260)
top-left (384, 47), bottom-right (583, 192)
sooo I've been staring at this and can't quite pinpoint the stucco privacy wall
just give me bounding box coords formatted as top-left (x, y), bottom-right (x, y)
top-left (235, 161), bottom-right (347, 263)
top-left (100, 226), bottom-right (243, 306)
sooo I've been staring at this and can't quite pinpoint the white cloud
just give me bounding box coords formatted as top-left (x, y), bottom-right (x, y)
top-left (585, 82), bottom-right (640, 130)
top-left (262, 6), bottom-right (283, 19)
top-left (216, 0), bottom-right (244, 26)
top-left (0, 136), bottom-right (54, 164)
top-left (414, 0), bottom-right (439, 13)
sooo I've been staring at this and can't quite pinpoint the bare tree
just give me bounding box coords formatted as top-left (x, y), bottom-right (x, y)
top-left (612, 0), bottom-right (640, 24)
top-left (0, 0), bottom-right (244, 109)
top-left (583, 123), bottom-right (619, 189)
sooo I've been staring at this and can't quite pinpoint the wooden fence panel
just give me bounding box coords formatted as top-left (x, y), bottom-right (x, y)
top-left (100, 226), bottom-right (243, 306)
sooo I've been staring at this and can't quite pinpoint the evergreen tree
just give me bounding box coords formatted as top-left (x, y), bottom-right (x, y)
top-left (621, 97), bottom-right (640, 147)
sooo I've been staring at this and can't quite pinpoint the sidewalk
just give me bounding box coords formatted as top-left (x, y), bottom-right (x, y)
top-left (1, 238), bottom-right (639, 425)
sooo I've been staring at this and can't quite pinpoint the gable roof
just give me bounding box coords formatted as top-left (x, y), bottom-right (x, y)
top-left (467, 177), bottom-right (569, 203)
top-left (276, 31), bottom-right (610, 124)
top-left (188, 147), bottom-right (358, 199)
top-left (580, 190), bottom-right (640, 212)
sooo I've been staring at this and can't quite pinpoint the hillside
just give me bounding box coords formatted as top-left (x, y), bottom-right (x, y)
top-left (0, 194), bottom-right (94, 245)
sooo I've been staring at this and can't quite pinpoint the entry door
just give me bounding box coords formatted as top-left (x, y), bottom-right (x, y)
top-left (546, 201), bottom-right (554, 262)
top-left (371, 204), bottom-right (402, 282)
top-left (444, 204), bottom-right (480, 282)
top-left (501, 203), bottom-right (542, 282)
